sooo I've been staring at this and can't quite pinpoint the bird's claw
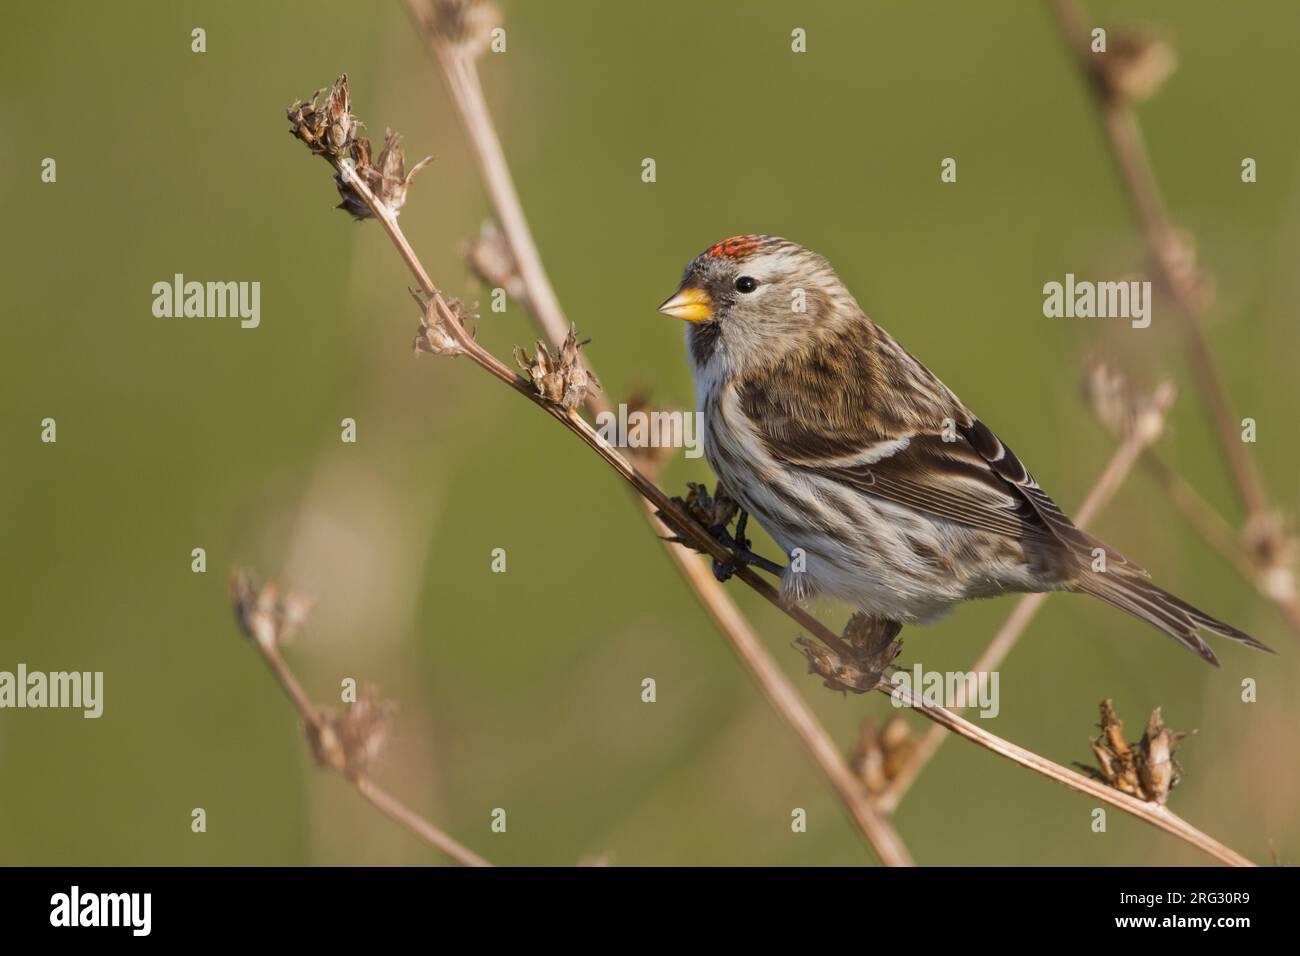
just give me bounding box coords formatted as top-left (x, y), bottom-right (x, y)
top-left (711, 554), bottom-right (739, 583)
top-left (707, 512), bottom-right (785, 582)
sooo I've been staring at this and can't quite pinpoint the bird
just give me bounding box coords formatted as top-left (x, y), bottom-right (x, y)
top-left (657, 234), bottom-right (1271, 666)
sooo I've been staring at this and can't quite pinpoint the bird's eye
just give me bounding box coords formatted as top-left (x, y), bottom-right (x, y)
top-left (735, 275), bottom-right (758, 293)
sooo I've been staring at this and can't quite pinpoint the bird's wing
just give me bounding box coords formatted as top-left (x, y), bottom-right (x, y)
top-left (734, 321), bottom-right (1145, 572)
top-left (757, 412), bottom-right (1054, 543)
top-left (956, 416), bottom-right (1144, 572)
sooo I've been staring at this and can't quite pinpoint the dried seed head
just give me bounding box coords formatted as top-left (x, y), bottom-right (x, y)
top-left (842, 613), bottom-right (904, 661)
top-left (230, 568), bottom-right (314, 651)
top-left (333, 131), bottom-right (433, 221)
top-left (654, 483), bottom-right (740, 561)
top-left (557, 329), bottom-right (595, 410)
top-left (410, 287), bottom-right (473, 357)
top-left (287, 74), bottom-right (360, 161)
top-left (288, 75), bottom-right (432, 220)
top-left (1084, 699), bottom-right (1142, 796)
top-left (1137, 707), bottom-right (1186, 805)
top-left (306, 686), bottom-right (396, 779)
top-left (1082, 357), bottom-right (1133, 438)
top-left (1080, 699), bottom-right (1188, 803)
top-left (1133, 380), bottom-right (1176, 444)
top-left (1243, 510), bottom-right (1298, 603)
top-left (332, 141), bottom-right (374, 220)
top-left (851, 716), bottom-right (916, 794)
top-left (465, 220), bottom-right (526, 304)
top-left (664, 482), bottom-right (738, 538)
top-left (1082, 357), bottom-right (1174, 444)
top-left (513, 325), bottom-right (598, 411)
top-left (793, 636), bottom-right (869, 694)
top-left (325, 74), bottom-right (357, 151)
top-left (794, 616), bottom-right (902, 696)
top-left (1100, 27), bottom-right (1177, 103)
top-left (374, 129), bottom-right (434, 215)
top-left (1089, 739), bottom-right (1120, 787)
top-left (1099, 699), bottom-right (1130, 758)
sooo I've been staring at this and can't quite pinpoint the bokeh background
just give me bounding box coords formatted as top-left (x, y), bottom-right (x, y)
top-left (2, 0), bottom-right (1297, 866)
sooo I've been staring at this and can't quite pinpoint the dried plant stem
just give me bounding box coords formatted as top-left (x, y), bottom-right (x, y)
top-left (885, 682), bottom-right (1254, 867)
top-left (336, 118), bottom-right (1251, 868)
top-left (1051, 0), bottom-right (1299, 643)
top-left (250, 633), bottom-right (492, 868)
top-left (352, 777), bottom-right (490, 865)
top-left (878, 411), bottom-right (1167, 812)
top-left (1049, 0), bottom-right (1268, 521)
top-left (432, 39), bottom-right (576, 368)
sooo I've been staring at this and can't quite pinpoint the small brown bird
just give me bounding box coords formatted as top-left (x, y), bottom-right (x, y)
top-left (659, 235), bottom-right (1270, 665)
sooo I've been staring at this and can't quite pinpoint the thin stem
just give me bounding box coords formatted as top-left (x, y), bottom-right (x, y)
top-left (883, 682), bottom-right (1254, 867)
top-left (1050, 0), bottom-right (1298, 639)
top-left (1048, 0), bottom-right (1268, 520)
top-left (354, 777), bottom-right (492, 867)
top-left (438, 46), bottom-right (576, 361)
top-left (250, 633), bottom-right (491, 867)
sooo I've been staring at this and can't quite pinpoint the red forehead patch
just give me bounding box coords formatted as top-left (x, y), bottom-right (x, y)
top-left (704, 235), bottom-right (765, 261)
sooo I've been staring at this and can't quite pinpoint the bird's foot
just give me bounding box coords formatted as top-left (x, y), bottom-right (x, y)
top-left (657, 488), bottom-right (784, 581)
top-left (708, 510), bottom-right (785, 582)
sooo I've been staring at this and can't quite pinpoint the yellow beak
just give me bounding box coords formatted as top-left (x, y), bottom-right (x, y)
top-left (657, 285), bottom-right (714, 323)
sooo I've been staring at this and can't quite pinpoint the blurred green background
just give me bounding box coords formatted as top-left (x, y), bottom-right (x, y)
top-left (2, 0), bottom-right (1296, 866)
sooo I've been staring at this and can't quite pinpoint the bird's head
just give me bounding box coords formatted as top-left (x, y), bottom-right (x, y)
top-left (658, 235), bottom-right (857, 370)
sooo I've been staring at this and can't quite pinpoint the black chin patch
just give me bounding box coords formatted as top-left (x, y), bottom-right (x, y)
top-left (689, 320), bottom-right (722, 365)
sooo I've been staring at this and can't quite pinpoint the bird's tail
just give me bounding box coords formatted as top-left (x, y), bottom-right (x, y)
top-left (1072, 572), bottom-right (1273, 666)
